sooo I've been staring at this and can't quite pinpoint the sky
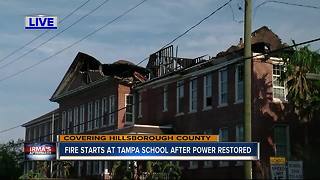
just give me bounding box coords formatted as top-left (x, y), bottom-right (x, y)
top-left (0, 0), bottom-right (319, 143)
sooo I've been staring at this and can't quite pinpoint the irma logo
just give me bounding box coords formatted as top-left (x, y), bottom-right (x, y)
top-left (24, 143), bottom-right (56, 160)
top-left (25, 15), bottom-right (58, 30)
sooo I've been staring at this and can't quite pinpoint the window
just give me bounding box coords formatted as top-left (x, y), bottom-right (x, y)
top-left (235, 124), bottom-right (244, 166)
top-left (39, 124), bottom-right (44, 142)
top-left (62, 111), bottom-right (66, 134)
top-left (109, 95), bottom-right (115, 125)
top-left (203, 74), bottom-right (212, 109)
top-left (176, 81), bottom-right (184, 114)
top-left (125, 94), bottom-right (134, 123)
top-left (236, 124), bottom-right (244, 142)
top-left (189, 161), bottom-right (198, 169)
top-left (203, 129), bottom-right (213, 168)
top-left (274, 125), bottom-right (290, 158)
top-left (73, 107), bottom-right (79, 133)
top-left (219, 128), bottom-right (229, 167)
top-left (86, 161), bottom-right (91, 175)
top-left (163, 86), bottom-right (168, 112)
top-left (219, 68), bottom-right (228, 106)
top-left (87, 102), bottom-right (93, 131)
top-left (93, 161), bottom-right (99, 175)
top-left (235, 64), bottom-right (244, 102)
top-left (34, 126), bottom-right (38, 142)
top-left (94, 100), bottom-right (100, 129)
top-left (102, 97), bottom-right (108, 126)
top-left (47, 122), bottom-right (52, 142)
top-left (27, 128), bottom-right (31, 142)
top-left (79, 105), bottom-right (85, 133)
top-left (44, 123), bottom-right (49, 141)
top-left (138, 93), bottom-right (142, 117)
top-left (189, 79), bottom-right (197, 112)
top-left (67, 109), bottom-right (73, 134)
top-left (273, 64), bottom-right (286, 100)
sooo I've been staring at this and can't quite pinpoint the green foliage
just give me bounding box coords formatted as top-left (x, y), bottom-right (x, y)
top-left (0, 139), bottom-right (24, 180)
top-left (52, 161), bottom-right (73, 178)
top-left (111, 161), bottom-right (181, 180)
top-left (281, 46), bottom-right (320, 123)
top-left (146, 161), bottom-right (181, 180)
top-left (112, 161), bottom-right (132, 180)
top-left (19, 169), bottom-right (47, 179)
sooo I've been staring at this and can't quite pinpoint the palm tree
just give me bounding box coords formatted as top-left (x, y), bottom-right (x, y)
top-left (281, 45), bottom-right (320, 143)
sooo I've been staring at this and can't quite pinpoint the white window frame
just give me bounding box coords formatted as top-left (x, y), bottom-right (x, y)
top-left (94, 100), bottom-right (100, 129)
top-left (87, 102), bottom-right (93, 131)
top-left (203, 74), bottom-right (212, 110)
top-left (73, 107), bottom-right (79, 133)
top-left (176, 81), bottom-right (184, 115)
top-left (189, 78), bottom-right (197, 112)
top-left (101, 97), bottom-right (108, 127)
top-left (125, 94), bottom-right (134, 124)
top-left (163, 86), bottom-right (168, 112)
top-left (272, 63), bottom-right (287, 101)
top-left (219, 68), bottom-right (228, 106)
top-left (235, 64), bottom-right (244, 103)
top-left (109, 95), bottom-right (115, 126)
top-left (79, 105), bottom-right (85, 133)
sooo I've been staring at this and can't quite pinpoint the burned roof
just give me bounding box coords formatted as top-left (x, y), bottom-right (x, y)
top-left (50, 52), bottom-right (148, 101)
top-left (216, 26), bottom-right (287, 58)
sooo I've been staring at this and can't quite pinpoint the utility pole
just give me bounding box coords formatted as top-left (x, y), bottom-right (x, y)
top-left (244, 0), bottom-right (252, 179)
top-left (51, 113), bottom-right (55, 178)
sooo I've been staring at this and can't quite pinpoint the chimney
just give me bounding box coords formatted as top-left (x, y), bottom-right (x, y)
top-left (239, 37), bottom-right (243, 45)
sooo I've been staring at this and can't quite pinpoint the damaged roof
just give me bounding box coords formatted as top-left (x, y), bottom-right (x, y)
top-left (50, 52), bottom-right (148, 101)
top-left (216, 26), bottom-right (287, 58)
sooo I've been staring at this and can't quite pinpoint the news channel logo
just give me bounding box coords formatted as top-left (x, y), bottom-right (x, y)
top-left (24, 142), bottom-right (56, 160)
top-left (25, 15), bottom-right (58, 30)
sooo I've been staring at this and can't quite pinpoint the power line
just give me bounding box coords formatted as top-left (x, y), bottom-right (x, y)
top-left (1, 36), bottom-right (320, 137)
top-left (136, 0), bottom-right (233, 66)
top-left (161, 0), bottom-right (233, 50)
top-left (0, 0), bottom-right (92, 64)
top-left (0, 0), bottom-right (111, 70)
top-left (254, 0), bottom-right (320, 18)
top-left (0, 125), bottom-right (22, 134)
top-left (0, 0), bottom-right (230, 80)
top-left (0, 0), bottom-right (148, 82)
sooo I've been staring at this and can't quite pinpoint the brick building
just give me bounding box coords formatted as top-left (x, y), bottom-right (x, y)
top-left (22, 26), bottom-right (295, 179)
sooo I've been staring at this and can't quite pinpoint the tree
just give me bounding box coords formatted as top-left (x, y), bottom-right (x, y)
top-left (281, 46), bottom-right (320, 178)
top-left (111, 160), bottom-right (181, 180)
top-left (0, 139), bottom-right (24, 180)
top-left (281, 45), bottom-right (320, 125)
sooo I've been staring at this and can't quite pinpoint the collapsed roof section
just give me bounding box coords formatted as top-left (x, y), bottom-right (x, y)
top-left (216, 26), bottom-right (289, 58)
top-left (146, 45), bottom-right (208, 79)
top-left (50, 52), bottom-right (148, 102)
